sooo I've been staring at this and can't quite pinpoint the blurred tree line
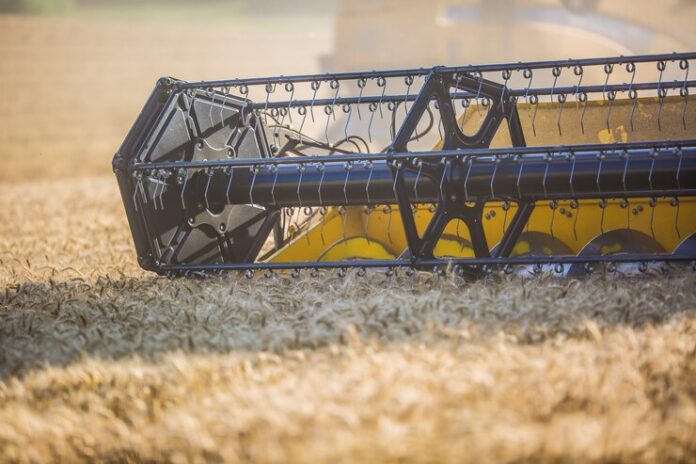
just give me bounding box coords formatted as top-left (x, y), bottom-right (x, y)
top-left (0, 0), bottom-right (336, 14)
top-left (0, 0), bottom-right (75, 13)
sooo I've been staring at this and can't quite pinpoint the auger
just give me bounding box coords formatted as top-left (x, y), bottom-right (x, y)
top-left (113, 52), bottom-right (696, 277)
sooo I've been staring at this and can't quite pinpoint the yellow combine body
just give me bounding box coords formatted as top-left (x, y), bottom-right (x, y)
top-left (270, 96), bottom-right (696, 264)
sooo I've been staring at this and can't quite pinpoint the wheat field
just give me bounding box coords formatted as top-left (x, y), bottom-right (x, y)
top-left (1, 11), bottom-right (696, 464)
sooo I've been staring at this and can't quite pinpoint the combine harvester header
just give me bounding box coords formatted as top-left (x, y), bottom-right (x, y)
top-left (114, 52), bottom-right (696, 278)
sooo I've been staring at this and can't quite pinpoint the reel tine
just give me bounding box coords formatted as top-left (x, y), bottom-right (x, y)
top-left (238, 83), bottom-right (249, 123)
top-left (356, 77), bottom-right (366, 120)
top-left (341, 162), bottom-right (353, 244)
top-left (605, 89), bottom-right (616, 131)
top-left (602, 63), bottom-right (613, 101)
top-left (339, 205), bottom-right (347, 246)
top-left (208, 87), bottom-right (216, 129)
top-left (324, 105), bottom-right (333, 147)
top-left (490, 155), bottom-right (499, 200)
top-left (330, 78), bottom-right (340, 121)
top-left (249, 165), bottom-right (258, 207)
top-left (297, 105), bottom-right (307, 145)
top-left (626, 62), bottom-right (637, 131)
top-left (499, 69), bottom-right (511, 112)
top-left (219, 86), bottom-right (227, 127)
top-left (550, 65), bottom-right (560, 104)
top-left (522, 68), bottom-right (534, 130)
top-left (557, 93), bottom-right (566, 136)
top-left (364, 161), bottom-right (373, 242)
top-left (388, 100), bottom-right (397, 140)
top-left (502, 199), bottom-right (510, 239)
top-left (681, 87), bottom-right (689, 131)
top-left (285, 81), bottom-right (295, 124)
top-left (414, 157), bottom-right (422, 205)
top-left (543, 152), bottom-right (556, 240)
top-left (275, 106), bottom-right (287, 147)
top-left (473, 71), bottom-right (483, 116)
top-left (132, 172), bottom-right (143, 212)
top-left (578, 91), bottom-right (588, 135)
top-left (656, 59), bottom-right (667, 131)
top-left (203, 168), bottom-right (213, 211)
top-left (367, 101), bottom-right (377, 143)
top-left (343, 161), bottom-right (352, 206)
top-left (263, 81), bottom-right (275, 127)
top-left (464, 155), bottom-right (473, 203)
top-left (530, 94), bottom-right (539, 137)
top-left (675, 147), bottom-right (683, 238)
top-left (454, 72), bottom-right (463, 119)
top-left (460, 97), bottom-right (470, 133)
top-left (596, 150), bottom-right (606, 237)
top-left (515, 154), bottom-right (523, 201)
top-left (621, 149), bottom-right (630, 230)
top-left (440, 157), bottom-right (449, 203)
top-left (573, 64), bottom-right (584, 94)
top-left (225, 166), bottom-right (234, 206)
top-left (343, 103), bottom-right (352, 142)
top-left (317, 162), bottom-right (326, 246)
top-left (178, 169), bottom-right (189, 211)
top-left (628, 88), bottom-right (638, 132)
top-left (296, 163), bottom-right (313, 246)
top-left (568, 151), bottom-right (579, 242)
top-left (404, 74), bottom-right (414, 116)
top-left (310, 80), bottom-right (319, 123)
top-left (648, 146), bottom-right (659, 240)
top-left (297, 163), bottom-right (305, 208)
top-left (158, 170), bottom-right (168, 211)
top-left (270, 163), bottom-right (278, 207)
top-left (680, 59), bottom-right (690, 130)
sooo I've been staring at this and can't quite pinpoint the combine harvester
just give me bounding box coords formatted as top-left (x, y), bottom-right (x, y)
top-left (114, 53), bottom-right (696, 278)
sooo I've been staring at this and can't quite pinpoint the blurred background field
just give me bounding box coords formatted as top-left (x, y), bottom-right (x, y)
top-left (1, 1), bottom-right (696, 462)
top-left (0, 0), bottom-right (337, 182)
top-left (2, 0), bottom-right (696, 182)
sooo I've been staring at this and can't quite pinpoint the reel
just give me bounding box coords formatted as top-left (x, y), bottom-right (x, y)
top-left (114, 53), bottom-right (696, 277)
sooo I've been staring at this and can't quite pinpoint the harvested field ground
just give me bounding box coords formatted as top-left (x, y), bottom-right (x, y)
top-left (2, 10), bottom-right (696, 464)
top-left (2, 176), bottom-right (696, 464)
